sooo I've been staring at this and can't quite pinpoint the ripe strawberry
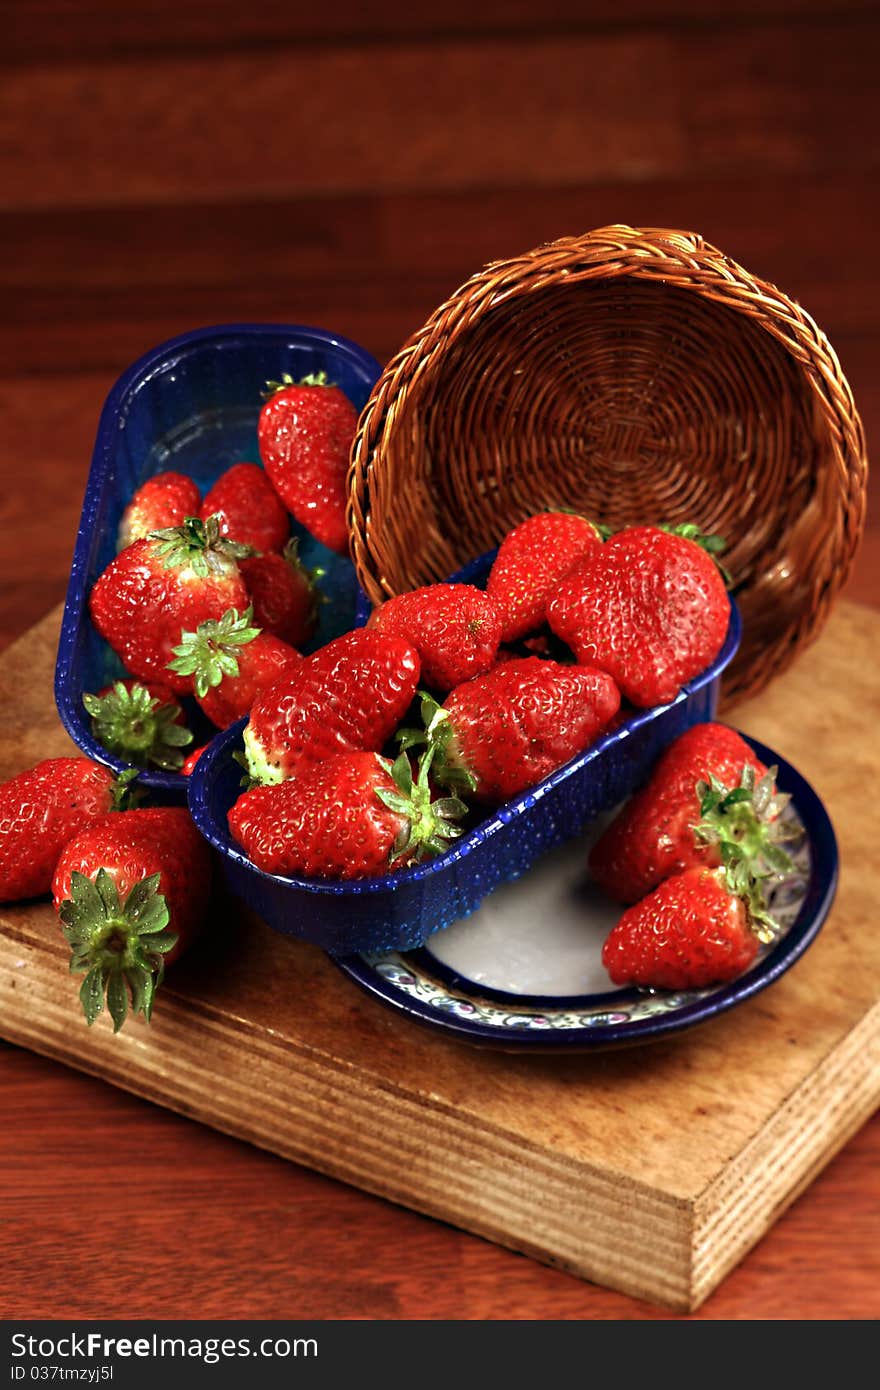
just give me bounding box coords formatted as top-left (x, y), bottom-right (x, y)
top-left (590, 723), bottom-right (771, 904)
top-left (117, 471), bottom-right (202, 550)
top-left (89, 516), bottom-right (251, 694)
top-left (83, 678), bottom-right (193, 772)
top-left (602, 866), bottom-right (766, 990)
top-left (53, 806), bottom-right (211, 1032)
top-left (169, 606), bottom-right (302, 729)
top-left (487, 511), bottom-right (604, 642)
top-left (257, 372), bottom-right (358, 554)
top-left (0, 758), bottom-right (131, 902)
top-left (402, 658), bottom-right (620, 804)
top-left (369, 584), bottom-right (502, 691)
top-left (547, 524), bottom-right (730, 707)
top-left (243, 628), bottom-right (421, 785)
top-left (229, 749), bottom-right (466, 880)
top-left (240, 539), bottom-right (319, 648)
top-left (200, 462), bottom-right (290, 553)
top-left (182, 744), bottom-right (209, 776)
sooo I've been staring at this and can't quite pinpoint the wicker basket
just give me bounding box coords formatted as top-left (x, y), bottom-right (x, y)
top-left (348, 225), bottom-right (867, 703)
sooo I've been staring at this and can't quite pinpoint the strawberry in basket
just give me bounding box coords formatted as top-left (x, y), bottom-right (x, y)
top-left (200, 462), bottom-right (290, 554)
top-left (399, 658), bottom-right (620, 804)
top-left (242, 628), bottom-right (421, 784)
top-left (89, 515), bottom-right (252, 694)
top-left (117, 471), bottom-right (202, 550)
top-left (258, 372), bottom-right (358, 555)
top-left (168, 605), bottom-right (303, 728)
top-left (369, 583), bottom-right (503, 691)
top-left (487, 510), bottom-right (605, 642)
top-left (240, 540), bottom-right (320, 649)
top-left (547, 524), bottom-right (730, 707)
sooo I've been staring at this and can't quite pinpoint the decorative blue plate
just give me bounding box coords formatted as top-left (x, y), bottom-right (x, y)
top-left (331, 735), bottom-right (838, 1050)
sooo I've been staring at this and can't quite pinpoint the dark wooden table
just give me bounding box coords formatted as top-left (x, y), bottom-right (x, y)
top-left (2, 0), bottom-right (878, 1320)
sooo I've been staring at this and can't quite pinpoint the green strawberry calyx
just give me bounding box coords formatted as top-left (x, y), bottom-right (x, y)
top-left (59, 868), bottom-right (179, 1033)
top-left (693, 764), bottom-right (797, 942)
top-left (83, 681), bottom-right (194, 772)
top-left (396, 692), bottom-right (478, 797)
top-left (149, 514), bottom-right (254, 576)
top-left (375, 749), bottom-right (469, 867)
top-left (261, 370), bottom-right (336, 401)
top-left (168, 605), bottom-right (261, 698)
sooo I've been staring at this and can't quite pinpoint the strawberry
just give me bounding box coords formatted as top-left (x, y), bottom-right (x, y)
top-left (117, 471), bottom-right (202, 550)
top-left (200, 462), bottom-right (290, 553)
top-left (402, 658), bottom-right (620, 804)
top-left (590, 723), bottom-right (771, 904)
top-left (240, 539), bottom-right (319, 648)
top-left (229, 749), bottom-right (466, 880)
top-left (257, 371), bottom-right (358, 554)
top-left (168, 605), bottom-right (302, 729)
top-left (547, 524), bottom-right (730, 707)
top-left (89, 516), bottom-right (251, 694)
top-left (243, 628), bottom-right (421, 785)
top-left (83, 678), bottom-right (193, 772)
top-left (368, 584), bottom-right (502, 691)
top-left (182, 744), bottom-right (209, 776)
top-left (487, 511), bottom-right (604, 642)
top-left (53, 806), bottom-right (211, 1032)
top-left (0, 758), bottom-right (132, 902)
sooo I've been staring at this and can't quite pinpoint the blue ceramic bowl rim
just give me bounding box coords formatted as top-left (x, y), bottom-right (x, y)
top-left (187, 596), bottom-right (742, 898)
top-left (53, 322), bottom-right (383, 795)
top-left (331, 733), bottom-right (839, 1050)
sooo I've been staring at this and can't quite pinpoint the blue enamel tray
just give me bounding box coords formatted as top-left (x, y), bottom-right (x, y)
top-left (331, 735), bottom-right (838, 1050)
top-left (54, 323), bottom-right (381, 800)
top-left (188, 593), bottom-right (742, 955)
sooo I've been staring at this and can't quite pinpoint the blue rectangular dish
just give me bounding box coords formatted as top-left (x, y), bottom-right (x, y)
top-left (54, 323), bottom-right (382, 799)
top-left (187, 545), bottom-right (741, 955)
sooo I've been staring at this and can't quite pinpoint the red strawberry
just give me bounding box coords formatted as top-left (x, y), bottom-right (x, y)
top-left (83, 678), bottom-right (193, 772)
top-left (182, 744), bottom-right (209, 776)
top-left (404, 658), bottom-right (620, 805)
top-left (240, 539), bottom-right (319, 648)
top-left (229, 750), bottom-right (466, 880)
top-left (487, 511), bottom-right (604, 642)
top-left (0, 758), bottom-right (128, 901)
top-left (52, 806), bottom-right (211, 1032)
top-left (117, 471), bottom-right (202, 550)
top-left (602, 867), bottom-right (763, 990)
top-left (547, 525), bottom-right (730, 707)
top-left (590, 723), bottom-right (771, 904)
top-left (169, 605), bottom-right (302, 729)
top-left (369, 584), bottom-right (502, 691)
top-left (243, 628), bottom-right (421, 784)
top-left (257, 372), bottom-right (358, 554)
top-left (89, 516), bottom-right (251, 695)
top-left (200, 462), bottom-right (290, 553)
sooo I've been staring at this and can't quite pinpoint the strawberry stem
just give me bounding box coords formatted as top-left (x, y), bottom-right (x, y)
top-left (149, 515), bottom-right (254, 575)
top-left (168, 605), bottom-right (261, 699)
top-left (375, 748), bottom-right (469, 866)
top-left (84, 682), bottom-right (193, 772)
top-left (396, 691), bottom-right (477, 797)
top-left (261, 370), bottom-right (335, 401)
top-left (58, 869), bottom-right (178, 1033)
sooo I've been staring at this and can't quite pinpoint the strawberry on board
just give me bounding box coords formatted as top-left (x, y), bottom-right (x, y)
top-left (240, 539), bottom-right (319, 649)
top-left (169, 605), bottom-right (303, 729)
top-left (0, 758), bottom-right (134, 902)
top-left (242, 627), bottom-right (421, 785)
top-left (547, 524), bottom-right (731, 707)
top-left (369, 583), bottom-right (503, 691)
top-left (52, 806), bottom-right (211, 1032)
top-left (89, 515), bottom-right (252, 694)
top-left (229, 749), bottom-right (467, 880)
top-left (487, 511), bottom-right (605, 643)
top-left (200, 462), bottom-right (290, 554)
top-left (83, 678), bottom-right (194, 772)
top-left (590, 723), bottom-right (771, 903)
top-left (117, 471), bottom-right (202, 551)
top-left (400, 657), bottom-right (620, 804)
top-left (257, 371), bottom-right (358, 555)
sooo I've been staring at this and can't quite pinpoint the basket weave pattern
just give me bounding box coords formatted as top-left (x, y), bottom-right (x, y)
top-left (348, 225), bottom-right (867, 703)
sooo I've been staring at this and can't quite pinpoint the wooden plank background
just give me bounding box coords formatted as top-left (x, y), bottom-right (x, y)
top-left (1, 0), bottom-right (877, 1319)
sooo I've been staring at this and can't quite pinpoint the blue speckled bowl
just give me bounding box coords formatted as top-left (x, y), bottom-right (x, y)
top-left (54, 323), bottom-right (381, 800)
top-left (187, 590), bottom-right (742, 955)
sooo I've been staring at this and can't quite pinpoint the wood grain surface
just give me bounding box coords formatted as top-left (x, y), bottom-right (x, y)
top-left (1, 0), bottom-right (878, 1322)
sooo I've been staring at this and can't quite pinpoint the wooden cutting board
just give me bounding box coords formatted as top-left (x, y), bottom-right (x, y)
top-left (2, 603), bottom-right (878, 1312)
